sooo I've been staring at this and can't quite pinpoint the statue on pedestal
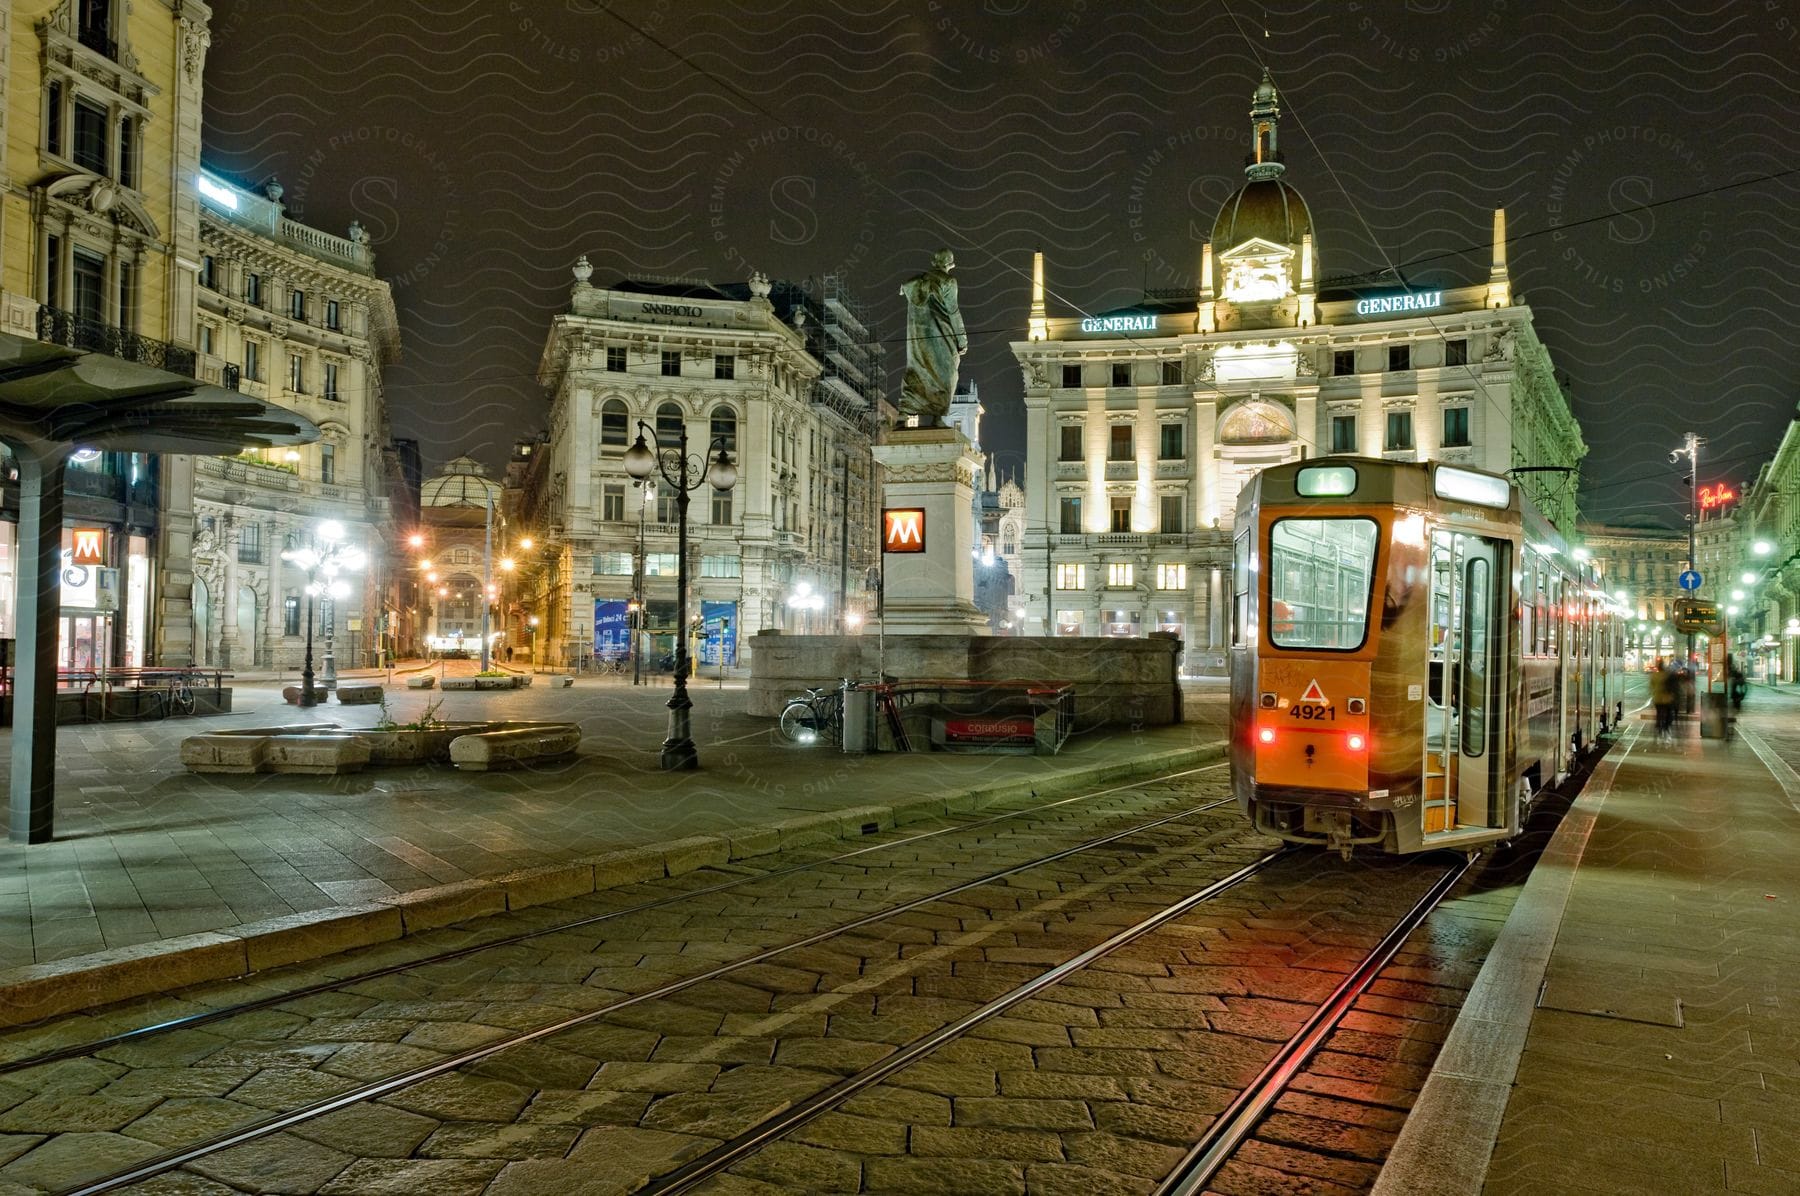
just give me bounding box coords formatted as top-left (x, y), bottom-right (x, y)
top-left (898, 249), bottom-right (969, 428)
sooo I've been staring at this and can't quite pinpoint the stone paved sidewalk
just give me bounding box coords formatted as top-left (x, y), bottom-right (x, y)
top-left (0, 679), bottom-right (1227, 976)
top-left (1377, 685), bottom-right (1800, 1196)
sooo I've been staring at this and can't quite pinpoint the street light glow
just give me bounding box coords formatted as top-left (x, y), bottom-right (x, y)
top-left (1732, 589), bottom-right (1745, 601)
top-left (409, 534), bottom-right (425, 548)
top-left (1741, 571), bottom-right (1757, 585)
top-left (1754, 540), bottom-right (1773, 556)
top-left (499, 558), bottom-right (515, 571)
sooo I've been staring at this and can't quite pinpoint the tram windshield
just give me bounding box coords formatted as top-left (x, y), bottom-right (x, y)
top-left (1268, 518), bottom-right (1380, 650)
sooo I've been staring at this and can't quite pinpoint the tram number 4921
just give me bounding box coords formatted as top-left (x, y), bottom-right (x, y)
top-left (1289, 705), bottom-right (1337, 721)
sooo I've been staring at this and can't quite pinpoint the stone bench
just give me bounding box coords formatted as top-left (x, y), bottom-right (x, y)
top-left (180, 734), bottom-right (270, 774)
top-left (335, 685), bottom-right (384, 705)
top-left (405, 674), bottom-right (437, 689)
top-left (549, 675), bottom-right (573, 688)
top-left (441, 674), bottom-right (531, 691)
top-left (449, 723), bottom-right (580, 771)
top-left (264, 733), bottom-right (371, 774)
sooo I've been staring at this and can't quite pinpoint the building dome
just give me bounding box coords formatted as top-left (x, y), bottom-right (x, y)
top-left (1211, 177), bottom-right (1313, 253)
top-left (421, 455), bottom-right (501, 507)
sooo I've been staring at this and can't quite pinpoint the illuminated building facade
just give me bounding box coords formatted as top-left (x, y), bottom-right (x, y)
top-left (185, 171), bottom-right (400, 669)
top-left (1011, 73), bottom-right (1585, 671)
top-left (533, 266), bottom-right (888, 666)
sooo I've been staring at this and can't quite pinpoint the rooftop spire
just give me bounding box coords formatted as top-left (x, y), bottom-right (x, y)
top-left (1246, 69), bottom-right (1285, 182)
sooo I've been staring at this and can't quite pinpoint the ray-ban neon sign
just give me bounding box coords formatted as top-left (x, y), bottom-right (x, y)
top-left (1699, 483), bottom-right (1736, 511)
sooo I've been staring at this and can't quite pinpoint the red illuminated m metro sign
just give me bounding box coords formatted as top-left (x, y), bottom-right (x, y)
top-left (882, 508), bottom-right (925, 554)
top-left (71, 528), bottom-right (106, 566)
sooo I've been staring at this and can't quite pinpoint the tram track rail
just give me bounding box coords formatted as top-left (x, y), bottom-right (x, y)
top-left (1152, 850), bottom-right (1478, 1194)
top-left (0, 758), bottom-right (1227, 1078)
top-left (638, 848), bottom-right (1291, 1195)
top-left (632, 849), bottom-right (1475, 1196)
top-left (56, 784), bottom-right (1252, 1195)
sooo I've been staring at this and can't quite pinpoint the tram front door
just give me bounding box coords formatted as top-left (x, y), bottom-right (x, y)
top-left (1423, 529), bottom-right (1508, 836)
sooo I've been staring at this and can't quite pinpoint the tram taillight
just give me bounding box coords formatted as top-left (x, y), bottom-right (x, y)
top-left (1257, 727), bottom-right (1276, 745)
top-left (1347, 734), bottom-right (1367, 752)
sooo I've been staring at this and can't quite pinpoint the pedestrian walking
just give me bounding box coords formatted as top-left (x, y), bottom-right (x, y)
top-left (1729, 654), bottom-right (1748, 714)
top-left (1650, 657), bottom-right (1676, 744)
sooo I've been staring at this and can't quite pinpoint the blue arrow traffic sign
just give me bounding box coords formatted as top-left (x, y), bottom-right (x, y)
top-left (1678, 570), bottom-right (1702, 592)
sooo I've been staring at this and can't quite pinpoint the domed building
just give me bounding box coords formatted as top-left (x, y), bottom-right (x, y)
top-left (1011, 72), bottom-right (1586, 673)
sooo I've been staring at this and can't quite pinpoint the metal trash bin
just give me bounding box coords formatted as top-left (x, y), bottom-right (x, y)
top-left (841, 680), bottom-right (871, 753)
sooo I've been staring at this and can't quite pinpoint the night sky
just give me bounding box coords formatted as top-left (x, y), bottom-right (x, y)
top-left (202, 0), bottom-right (1800, 529)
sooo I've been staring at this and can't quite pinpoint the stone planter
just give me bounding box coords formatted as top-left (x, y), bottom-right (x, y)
top-left (405, 674), bottom-right (437, 689)
top-left (354, 723), bottom-right (489, 765)
top-left (441, 675), bottom-right (530, 691)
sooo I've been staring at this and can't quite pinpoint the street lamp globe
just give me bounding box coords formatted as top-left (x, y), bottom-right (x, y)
top-left (1741, 571), bottom-right (1758, 585)
top-left (408, 534), bottom-right (425, 549)
top-left (706, 448), bottom-right (737, 492)
top-left (317, 520), bottom-right (345, 544)
top-left (623, 433), bottom-right (655, 480)
top-left (520, 537), bottom-right (534, 550)
top-left (1754, 540), bottom-right (1773, 556)
top-left (1731, 589), bottom-right (1745, 601)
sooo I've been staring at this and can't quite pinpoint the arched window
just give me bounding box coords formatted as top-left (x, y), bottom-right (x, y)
top-left (710, 406), bottom-right (737, 452)
top-left (656, 402), bottom-right (684, 443)
top-left (601, 399), bottom-right (628, 447)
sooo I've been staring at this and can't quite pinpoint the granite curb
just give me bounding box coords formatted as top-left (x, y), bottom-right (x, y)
top-left (0, 740), bottom-right (1224, 1030)
top-left (1368, 726), bottom-right (1639, 1196)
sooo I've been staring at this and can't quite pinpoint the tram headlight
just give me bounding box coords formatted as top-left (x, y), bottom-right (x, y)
top-left (1347, 734), bottom-right (1366, 752)
top-left (1257, 727), bottom-right (1276, 745)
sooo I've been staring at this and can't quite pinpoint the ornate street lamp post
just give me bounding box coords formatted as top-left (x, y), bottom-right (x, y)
top-left (624, 420), bottom-right (736, 770)
top-left (280, 521), bottom-right (366, 707)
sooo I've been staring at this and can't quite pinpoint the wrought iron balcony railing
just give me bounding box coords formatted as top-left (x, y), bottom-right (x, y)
top-left (37, 305), bottom-right (205, 384)
top-left (78, 26), bottom-right (118, 60)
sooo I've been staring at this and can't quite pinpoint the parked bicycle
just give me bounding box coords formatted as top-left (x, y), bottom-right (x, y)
top-left (157, 670), bottom-right (197, 717)
top-left (778, 685), bottom-right (842, 746)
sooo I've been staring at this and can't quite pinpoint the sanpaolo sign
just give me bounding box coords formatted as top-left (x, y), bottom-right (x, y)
top-left (642, 302), bottom-right (703, 318)
top-left (882, 508), bottom-right (926, 553)
top-left (1079, 313), bottom-right (1157, 333)
top-left (1354, 291), bottom-right (1443, 317)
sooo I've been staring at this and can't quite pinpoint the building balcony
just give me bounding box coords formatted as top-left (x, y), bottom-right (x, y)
top-left (1055, 461), bottom-right (1084, 479)
top-left (1104, 461), bottom-right (1137, 481)
top-left (1155, 459), bottom-right (1191, 478)
top-left (37, 305), bottom-right (219, 386)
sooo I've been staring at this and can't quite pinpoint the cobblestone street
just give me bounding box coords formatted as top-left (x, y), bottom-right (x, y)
top-left (0, 756), bottom-right (1523, 1195)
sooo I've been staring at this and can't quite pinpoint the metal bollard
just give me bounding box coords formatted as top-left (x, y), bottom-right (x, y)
top-left (841, 681), bottom-right (871, 753)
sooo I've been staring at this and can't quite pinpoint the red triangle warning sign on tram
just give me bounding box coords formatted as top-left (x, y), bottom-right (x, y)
top-left (1299, 679), bottom-right (1328, 704)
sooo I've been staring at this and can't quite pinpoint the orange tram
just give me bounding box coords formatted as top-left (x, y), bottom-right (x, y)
top-left (1230, 457), bottom-right (1631, 857)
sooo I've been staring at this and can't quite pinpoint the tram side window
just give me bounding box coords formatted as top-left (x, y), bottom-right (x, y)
top-left (1534, 578), bottom-right (1548, 656)
top-left (1520, 559), bottom-right (1534, 655)
top-left (1547, 579), bottom-right (1561, 655)
top-left (1267, 518), bottom-right (1380, 651)
top-left (1231, 530), bottom-right (1250, 646)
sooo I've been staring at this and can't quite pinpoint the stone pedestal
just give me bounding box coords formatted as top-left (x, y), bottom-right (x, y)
top-left (872, 427), bottom-right (990, 636)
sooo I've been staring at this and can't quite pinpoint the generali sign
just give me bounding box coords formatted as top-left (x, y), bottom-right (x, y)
top-left (882, 508), bottom-right (925, 554)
